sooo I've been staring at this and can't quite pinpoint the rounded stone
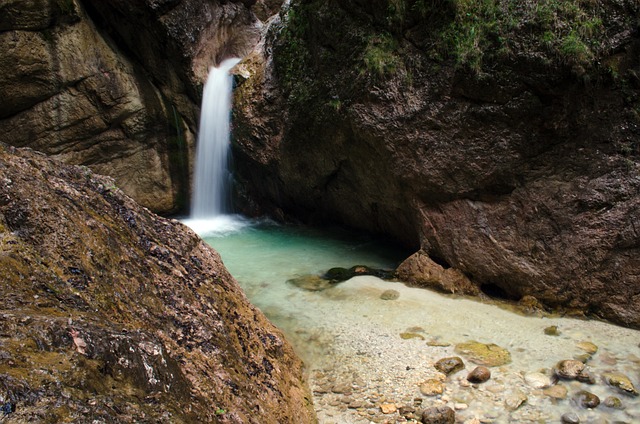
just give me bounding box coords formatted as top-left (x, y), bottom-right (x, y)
top-left (544, 325), bottom-right (560, 336)
top-left (576, 341), bottom-right (598, 355)
top-left (561, 412), bottom-right (580, 424)
top-left (524, 372), bottom-right (552, 389)
top-left (574, 390), bottom-right (600, 409)
top-left (380, 289), bottom-right (400, 300)
top-left (466, 366), bottom-right (491, 383)
top-left (603, 396), bottom-right (624, 409)
top-left (434, 357), bottom-right (465, 375)
top-left (420, 405), bottom-right (455, 424)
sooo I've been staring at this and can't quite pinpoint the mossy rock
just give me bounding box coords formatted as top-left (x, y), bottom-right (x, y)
top-left (454, 341), bottom-right (511, 367)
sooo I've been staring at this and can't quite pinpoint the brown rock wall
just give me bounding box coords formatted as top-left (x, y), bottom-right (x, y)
top-left (232, 0), bottom-right (640, 327)
top-left (0, 0), bottom-right (264, 214)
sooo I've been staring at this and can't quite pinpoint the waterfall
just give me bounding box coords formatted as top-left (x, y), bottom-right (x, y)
top-left (191, 57), bottom-right (241, 218)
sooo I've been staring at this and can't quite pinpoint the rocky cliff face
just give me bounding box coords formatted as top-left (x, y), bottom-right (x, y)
top-left (0, 0), bottom-right (261, 214)
top-left (233, 0), bottom-right (640, 327)
top-left (0, 143), bottom-right (315, 423)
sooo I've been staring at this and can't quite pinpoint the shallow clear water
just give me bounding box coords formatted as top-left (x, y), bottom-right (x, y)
top-left (195, 216), bottom-right (640, 424)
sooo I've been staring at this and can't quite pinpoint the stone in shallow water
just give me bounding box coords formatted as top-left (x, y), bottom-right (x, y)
top-left (574, 390), bottom-right (600, 408)
top-left (434, 357), bottom-right (465, 375)
top-left (603, 396), bottom-right (624, 409)
top-left (286, 275), bottom-right (333, 291)
top-left (454, 341), bottom-right (511, 366)
top-left (504, 390), bottom-right (527, 411)
top-left (421, 405), bottom-right (455, 424)
top-left (554, 359), bottom-right (587, 380)
top-left (524, 372), bottom-right (552, 389)
top-left (576, 341), bottom-right (598, 355)
top-left (466, 366), bottom-right (491, 383)
top-left (400, 332), bottom-right (425, 340)
top-left (543, 384), bottom-right (568, 400)
top-left (602, 372), bottom-right (639, 396)
top-left (561, 412), bottom-right (580, 424)
top-left (427, 339), bottom-right (451, 347)
top-left (419, 379), bottom-right (445, 396)
top-left (380, 289), bottom-right (400, 300)
top-left (544, 325), bottom-right (560, 336)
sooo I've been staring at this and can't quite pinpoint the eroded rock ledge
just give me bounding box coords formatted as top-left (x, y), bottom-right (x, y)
top-left (0, 143), bottom-right (315, 423)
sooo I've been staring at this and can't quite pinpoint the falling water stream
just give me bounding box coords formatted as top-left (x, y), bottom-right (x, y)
top-left (184, 59), bottom-right (640, 423)
top-left (190, 57), bottom-right (241, 219)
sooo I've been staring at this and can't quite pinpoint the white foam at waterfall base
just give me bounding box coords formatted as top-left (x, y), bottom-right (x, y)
top-left (182, 214), bottom-right (251, 237)
top-left (191, 57), bottom-right (241, 219)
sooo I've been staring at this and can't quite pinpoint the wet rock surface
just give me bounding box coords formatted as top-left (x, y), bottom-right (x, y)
top-left (0, 145), bottom-right (315, 423)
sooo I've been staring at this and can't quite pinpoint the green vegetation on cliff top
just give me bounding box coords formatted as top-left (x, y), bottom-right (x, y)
top-left (436, 0), bottom-right (604, 72)
top-left (278, 0), bottom-right (617, 79)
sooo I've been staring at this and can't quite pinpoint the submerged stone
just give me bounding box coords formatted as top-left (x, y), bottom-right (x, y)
top-left (603, 396), bottom-right (624, 409)
top-left (544, 384), bottom-right (568, 400)
top-left (602, 372), bottom-right (639, 397)
top-left (454, 341), bottom-right (511, 366)
top-left (286, 274), bottom-right (334, 291)
top-left (427, 340), bottom-right (451, 347)
top-left (524, 372), bottom-right (552, 389)
top-left (505, 390), bottom-right (527, 411)
top-left (380, 289), bottom-right (400, 300)
top-left (323, 265), bottom-right (394, 283)
top-left (400, 332), bottom-right (425, 340)
top-left (561, 412), bottom-right (580, 424)
top-left (576, 341), bottom-right (598, 355)
top-left (574, 390), bottom-right (600, 408)
top-left (544, 325), bottom-right (560, 336)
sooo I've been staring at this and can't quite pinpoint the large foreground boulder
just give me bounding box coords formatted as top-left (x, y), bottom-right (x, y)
top-left (0, 143), bottom-right (315, 423)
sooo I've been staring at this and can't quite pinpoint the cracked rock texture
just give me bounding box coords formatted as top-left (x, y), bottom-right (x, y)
top-left (0, 143), bottom-right (315, 423)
